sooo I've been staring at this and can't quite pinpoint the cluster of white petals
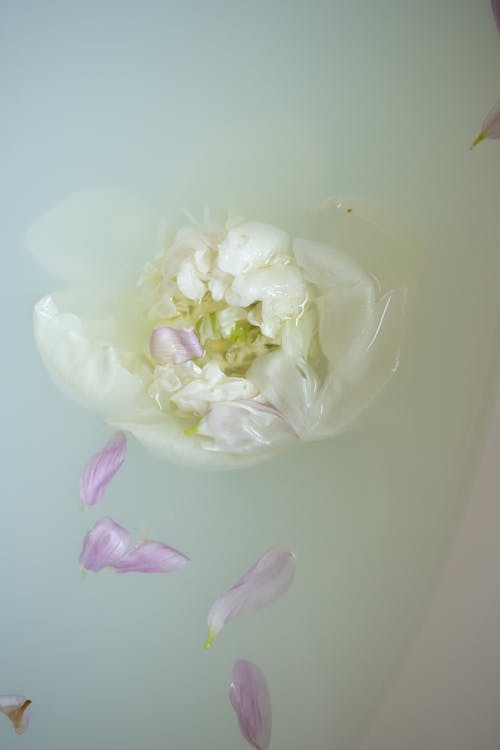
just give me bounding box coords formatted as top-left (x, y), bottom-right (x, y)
top-left (31, 191), bottom-right (405, 469)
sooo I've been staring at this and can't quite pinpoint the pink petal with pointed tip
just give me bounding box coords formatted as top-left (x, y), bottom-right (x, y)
top-left (112, 540), bottom-right (190, 573)
top-left (481, 98), bottom-right (500, 139)
top-left (229, 661), bottom-right (272, 750)
top-left (492, 0), bottom-right (500, 33)
top-left (149, 327), bottom-right (204, 364)
top-left (80, 432), bottom-right (127, 506)
top-left (79, 517), bottom-right (130, 572)
top-left (205, 547), bottom-right (295, 648)
top-left (0, 695), bottom-right (32, 734)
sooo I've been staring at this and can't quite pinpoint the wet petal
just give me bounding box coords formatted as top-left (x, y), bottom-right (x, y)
top-left (80, 432), bottom-right (127, 506)
top-left (471, 98), bottom-right (500, 148)
top-left (34, 293), bottom-right (152, 418)
top-left (229, 661), bottom-right (272, 750)
top-left (198, 400), bottom-right (295, 453)
top-left (205, 547), bottom-right (295, 648)
top-left (112, 540), bottom-right (189, 573)
top-left (79, 517), bottom-right (130, 572)
top-left (0, 696), bottom-right (32, 734)
top-left (150, 327), bottom-right (204, 364)
top-left (217, 221), bottom-right (290, 275)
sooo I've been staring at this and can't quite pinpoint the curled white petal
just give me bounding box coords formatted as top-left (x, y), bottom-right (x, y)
top-left (217, 221), bottom-right (290, 275)
top-left (198, 400), bottom-right (294, 453)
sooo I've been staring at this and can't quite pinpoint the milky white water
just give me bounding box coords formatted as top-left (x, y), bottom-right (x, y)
top-left (2, 2), bottom-right (500, 749)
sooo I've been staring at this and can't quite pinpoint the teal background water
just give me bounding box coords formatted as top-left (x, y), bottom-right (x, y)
top-left (2, 2), bottom-right (500, 748)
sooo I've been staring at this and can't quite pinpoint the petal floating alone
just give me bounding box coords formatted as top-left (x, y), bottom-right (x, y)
top-left (112, 540), bottom-right (190, 573)
top-left (79, 517), bottom-right (130, 572)
top-left (205, 547), bottom-right (295, 649)
top-left (80, 432), bottom-right (127, 506)
top-left (150, 327), bottom-right (204, 365)
top-left (471, 98), bottom-right (500, 148)
top-left (229, 661), bottom-right (272, 750)
top-left (0, 695), bottom-right (32, 735)
top-left (492, 0), bottom-right (500, 33)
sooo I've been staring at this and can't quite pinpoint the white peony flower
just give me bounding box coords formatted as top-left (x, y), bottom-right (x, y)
top-left (30, 190), bottom-right (407, 469)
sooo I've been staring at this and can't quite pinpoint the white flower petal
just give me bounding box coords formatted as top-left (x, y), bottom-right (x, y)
top-left (171, 363), bottom-right (257, 415)
top-left (34, 294), bottom-right (151, 417)
top-left (198, 400), bottom-right (295, 453)
top-left (109, 416), bottom-right (273, 469)
top-left (306, 288), bottom-right (405, 438)
top-left (26, 189), bottom-right (163, 286)
top-left (217, 221), bottom-right (290, 275)
top-left (248, 351), bottom-right (318, 436)
top-left (176, 260), bottom-right (206, 301)
top-left (293, 237), bottom-right (370, 287)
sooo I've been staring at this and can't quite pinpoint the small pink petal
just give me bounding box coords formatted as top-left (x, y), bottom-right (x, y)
top-left (205, 547), bottom-right (295, 648)
top-left (79, 517), bottom-right (130, 572)
top-left (80, 432), bottom-right (127, 506)
top-left (471, 98), bottom-right (500, 148)
top-left (149, 327), bottom-right (204, 364)
top-left (229, 661), bottom-right (272, 750)
top-left (0, 695), bottom-right (32, 734)
top-left (112, 540), bottom-right (190, 573)
top-left (492, 0), bottom-right (500, 33)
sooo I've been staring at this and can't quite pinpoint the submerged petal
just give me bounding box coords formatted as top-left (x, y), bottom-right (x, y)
top-left (112, 540), bottom-right (189, 573)
top-left (79, 517), bottom-right (130, 572)
top-left (80, 432), bottom-right (127, 506)
top-left (150, 327), bottom-right (204, 364)
top-left (198, 400), bottom-right (294, 453)
top-left (229, 661), bottom-right (272, 750)
top-left (471, 98), bottom-right (500, 148)
top-left (0, 696), bottom-right (32, 734)
top-left (205, 547), bottom-right (295, 648)
top-left (217, 221), bottom-right (290, 275)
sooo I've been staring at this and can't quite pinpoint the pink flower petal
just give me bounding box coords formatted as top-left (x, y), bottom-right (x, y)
top-left (471, 98), bottom-right (500, 148)
top-left (79, 517), bottom-right (131, 572)
top-left (492, 0), bottom-right (500, 33)
top-left (149, 327), bottom-right (204, 364)
top-left (229, 661), bottom-right (272, 750)
top-left (80, 432), bottom-right (127, 506)
top-left (205, 547), bottom-right (295, 649)
top-left (112, 540), bottom-right (190, 573)
top-left (0, 695), bottom-right (32, 734)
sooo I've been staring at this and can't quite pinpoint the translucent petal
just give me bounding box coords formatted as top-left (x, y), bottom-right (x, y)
top-left (205, 547), bottom-right (295, 648)
top-left (198, 400), bottom-right (295, 453)
top-left (229, 661), bottom-right (272, 750)
top-left (80, 432), bottom-right (127, 506)
top-left (217, 221), bottom-right (290, 275)
top-left (26, 189), bottom-right (164, 285)
top-left (79, 517), bottom-right (131, 572)
top-left (34, 293), bottom-right (152, 418)
top-left (112, 540), bottom-right (189, 573)
top-left (247, 351), bottom-right (318, 436)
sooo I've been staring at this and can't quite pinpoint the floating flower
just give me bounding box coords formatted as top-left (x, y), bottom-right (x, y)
top-left (31, 190), bottom-right (406, 469)
top-left (205, 547), bottom-right (295, 649)
top-left (229, 660), bottom-right (272, 750)
top-left (79, 516), bottom-right (189, 574)
top-left (471, 98), bottom-right (500, 148)
top-left (80, 432), bottom-right (127, 506)
top-left (0, 695), bottom-right (32, 734)
top-left (79, 516), bottom-right (131, 572)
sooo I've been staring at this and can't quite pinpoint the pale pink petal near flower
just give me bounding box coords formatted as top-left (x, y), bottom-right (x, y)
top-left (112, 540), bottom-right (189, 573)
top-left (492, 0), bottom-right (500, 33)
top-left (80, 432), bottom-right (127, 506)
top-left (205, 547), bottom-right (295, 649)
top-left (79, 516), bottom-right (131, 572)
top-left (229, 661), bottom-right (272, 750)
top-left (149, 326), bottom-right (204, 364)
top-left (0, 695), bottom-right (32, 734)
top-left (471, 98), bottom-right (500, 148)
